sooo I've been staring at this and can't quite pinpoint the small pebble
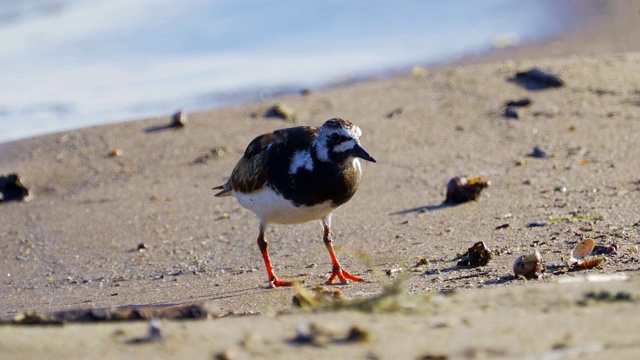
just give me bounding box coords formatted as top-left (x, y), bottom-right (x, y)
top-left (513, 67), bottom-right (564, 89)
top-left (529, 146), bottom-right (550, 159)
top-left (264, 104), bottom-right (295, 122)
top-left (503, 106), bottom-right (519, 119)
top-left (170, 110), bottom-right (187, 128)
top-left (108, 149), bottom-right (122, 157)
top-left (386, 107), bottom-right (404, 118)
top-left (345, 326), bottom-right (370, 343)
top-left (505, 98), bottom-right (532, 107)
top-left (0, 173), bottom-right (29, 202)
top-left (526, 222), bottom-right (547, 228)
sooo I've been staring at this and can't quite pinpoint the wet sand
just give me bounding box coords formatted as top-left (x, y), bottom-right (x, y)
top-left (2, 1), bottom-right (640, 358)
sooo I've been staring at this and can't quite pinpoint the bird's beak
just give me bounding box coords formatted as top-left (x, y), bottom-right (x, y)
top-left (353, 144), bottom-right (376, 163)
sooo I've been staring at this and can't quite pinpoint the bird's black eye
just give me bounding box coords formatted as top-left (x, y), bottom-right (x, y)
top-left (329, 133), bottom-right (341, 143)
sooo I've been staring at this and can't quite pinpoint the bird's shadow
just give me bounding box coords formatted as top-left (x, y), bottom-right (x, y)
top-left (389, 202), bottom-right (458, 215)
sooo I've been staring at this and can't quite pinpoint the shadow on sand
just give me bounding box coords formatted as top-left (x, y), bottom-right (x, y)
top-left (389, 202), bottom-right (458, 215)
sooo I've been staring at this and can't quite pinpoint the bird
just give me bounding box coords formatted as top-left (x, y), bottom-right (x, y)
top-left (213, 118), bottom-right (376, 287)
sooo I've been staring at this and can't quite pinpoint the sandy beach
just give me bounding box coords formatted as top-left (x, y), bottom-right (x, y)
top-left (2, 1), bottom-right (640, 359)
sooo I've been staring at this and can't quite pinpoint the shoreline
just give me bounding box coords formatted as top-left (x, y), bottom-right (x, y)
top-left (0, 1), bottom-right (633, 147)
top-left (454, 0), bottom-right (640, 66)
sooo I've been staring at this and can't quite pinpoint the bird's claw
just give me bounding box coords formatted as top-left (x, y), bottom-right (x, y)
top-left (268, 278), bottom-right (294, 288)
top-left (326, 265), bottom-right (363, 285)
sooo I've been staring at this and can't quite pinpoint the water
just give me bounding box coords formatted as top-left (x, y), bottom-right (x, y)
top-left (0, 0), bottom-right (577, 144)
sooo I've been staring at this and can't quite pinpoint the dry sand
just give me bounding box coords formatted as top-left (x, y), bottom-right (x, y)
top-left (3, 1), bottom-right (640, 359)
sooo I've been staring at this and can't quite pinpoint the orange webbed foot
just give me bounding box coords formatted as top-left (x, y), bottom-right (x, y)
top-left (268, 278), bottom-right (295, 288)
top-left (326, 266), bottom-right (363, 285)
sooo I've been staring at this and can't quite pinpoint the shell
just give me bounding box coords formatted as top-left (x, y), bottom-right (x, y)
top-left (569, 238), bottom-right (605, 269)
top-left (513, 250), bottom-right (542, 279)
top-left (574, 255), bottom-right (605, 269)
top-left (457, 241), bottom-right (492, 267)
top-left (445, 176), bottom-right (491, 204)
top-left (569, 238), bottom-right (596, 264)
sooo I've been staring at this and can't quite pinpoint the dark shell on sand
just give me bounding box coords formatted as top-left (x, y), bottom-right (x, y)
top-left (445, 176), bottom-right (491, 204)
top-left (0, 173), bottom-right (29, 203)
top-left (511, 68), bottom-right (564, 90)
top-left (457, 241), bottom-right (492, 267)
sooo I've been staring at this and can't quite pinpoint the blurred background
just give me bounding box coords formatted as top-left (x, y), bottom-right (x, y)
top-left (0, 0), bottom-right (587, 143)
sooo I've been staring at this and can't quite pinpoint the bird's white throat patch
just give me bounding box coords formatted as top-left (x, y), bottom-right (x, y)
top-left (352, 158), bottom-right (362, 174)
top-left (289, 150), bottom-right (314, 174)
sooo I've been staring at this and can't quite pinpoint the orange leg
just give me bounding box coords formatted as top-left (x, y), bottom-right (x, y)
top-left (322, 218), bottom-right (363, 284)
top-left (257, 225), bottom-right (293, 288)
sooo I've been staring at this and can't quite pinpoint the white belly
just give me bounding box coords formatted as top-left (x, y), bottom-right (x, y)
top-left (233, 187), bottom-right (334, 224)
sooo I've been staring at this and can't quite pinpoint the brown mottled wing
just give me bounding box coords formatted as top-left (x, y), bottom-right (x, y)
top-left (213, 132), bottom-right (277, 196)
top-left (214, 126), bottom-right (318, 197)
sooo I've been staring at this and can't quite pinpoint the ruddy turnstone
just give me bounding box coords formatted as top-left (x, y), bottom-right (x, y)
top-left (214, 118), bottom-right (376, 287)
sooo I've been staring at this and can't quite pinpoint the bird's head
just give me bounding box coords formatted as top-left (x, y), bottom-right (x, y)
top-left (313, 118), bottom-right (376, 163)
